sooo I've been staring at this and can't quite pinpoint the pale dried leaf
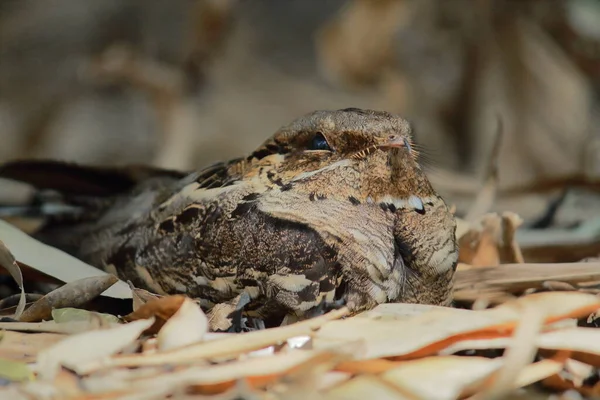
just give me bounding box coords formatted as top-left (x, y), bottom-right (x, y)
top-left (77, 307), bottom-right (349, 373)
top-left (126, 350), bottom-right (331, 394)
top-left (0, 386), bottom-right (29, 400)
top-left (357, 303), bottom-right (471, 321)
top-left (157, 298), bottom-right (208, 351)
top-left (442, 326), bottom-right (600, 360)
top-left (0, 320), bottom-right (105, 334)
top-left (314, 292), bottom-right (599, 360)
top-left (0, 220), bottom-right (130, 299)
top-left (0, 240), bottom-right (26, 319)
top-left (0, 358), bottom-right (34, 382)
top-left (0, 331), bottom-right (65, 363)
top-left (36, 317), bottom-right (154, 380)
top-left (19, 275), bottom-right (119, 322)
top-left (383, 356), bottom-right (502, 400)
top-left (52, 308), bottom-right (119, 325)
top-left (325, 375), bottom-right (408, 400)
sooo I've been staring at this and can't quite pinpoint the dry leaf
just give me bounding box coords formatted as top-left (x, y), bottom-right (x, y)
top-left (0, 358), bottom-right (34, 382)
top-left (458, 213), bottom-right (502, 267)
top-left (0, 220), bottom-right (130, 299)
top-left (0, 331), bottom-right (65, 363)
top-left (325, 375), bottom-right (409, 400)
top-left (123, 295), bottom-right (186, 334)
top-left (0, 240), bottom-right (26, 319)
top-left (52, 308), bottom-right (120, 325)
top-left (125, 350), bottom-right (332, 395)
top-left (383, 356), bottom-right (503, 400)
top-left (128, 281), bottom-right (162, 312)
top-left (0, 320), bottom-right (105, 335)
top-left (157, 297), bottom-right (208, 351)
top-left (442, 327), bottom-right (600, 366)
top-left (357, 303), bottom-right (472, 321)
top-left (36, 317), bottom-right (154, 380)
top-left (76, 307), bottom-right (349, 373)
top-left (314, 292), bottom-right (600, 360)
top-left (19, 275), bottom-right (119, 322)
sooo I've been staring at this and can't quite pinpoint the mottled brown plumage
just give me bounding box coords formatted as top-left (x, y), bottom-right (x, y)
top-left (0, 108), bottom-right (458, 327)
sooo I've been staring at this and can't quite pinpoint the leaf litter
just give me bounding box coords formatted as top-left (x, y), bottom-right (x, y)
top-left (3, 165), bottom-right (600, 398)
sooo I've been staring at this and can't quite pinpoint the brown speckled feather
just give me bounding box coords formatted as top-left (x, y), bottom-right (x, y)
top-left (0, 108), bottom-right (458, 327)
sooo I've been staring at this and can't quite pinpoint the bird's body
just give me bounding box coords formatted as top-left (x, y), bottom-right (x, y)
top-left (0, 108), bottom-right (458, 327)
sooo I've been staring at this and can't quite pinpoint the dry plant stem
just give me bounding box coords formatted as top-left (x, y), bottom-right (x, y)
top-left (465, 117), bottom-right (503, 222)
top-left (76, 307), bottom-right (350, 374)
top-left (473, 303), bottom-right (544, 399)
top-left (455, 262), bottom-right (600, 294)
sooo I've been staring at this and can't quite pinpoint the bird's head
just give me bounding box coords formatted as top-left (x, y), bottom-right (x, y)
top-left (246, 108), bottom-right (434, 203)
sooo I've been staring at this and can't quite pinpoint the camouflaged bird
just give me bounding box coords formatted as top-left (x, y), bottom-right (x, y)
top-left (0, 108), bottom-right (458, 327)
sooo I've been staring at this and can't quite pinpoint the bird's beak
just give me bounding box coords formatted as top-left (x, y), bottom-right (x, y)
top-left (378, 134), bottom-right (407, 149)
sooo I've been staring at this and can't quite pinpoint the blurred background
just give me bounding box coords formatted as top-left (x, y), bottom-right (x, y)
top-left (1, 0), bottom-right (600, 261)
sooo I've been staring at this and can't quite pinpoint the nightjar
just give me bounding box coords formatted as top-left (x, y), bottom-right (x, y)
top-left (0, 108), bottom-right (458, 327)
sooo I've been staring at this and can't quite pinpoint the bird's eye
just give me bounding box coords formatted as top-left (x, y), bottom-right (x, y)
top-left (308, 132), bottom-right (332, 151)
